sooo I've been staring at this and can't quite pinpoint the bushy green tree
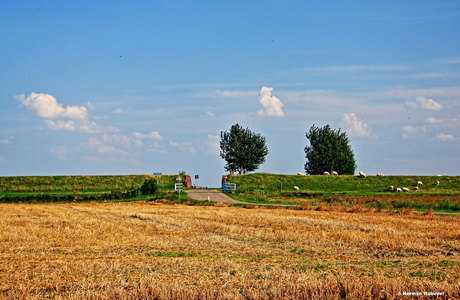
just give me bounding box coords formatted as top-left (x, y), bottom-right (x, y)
top-left (304, 124), bottom-right (357, 175)
top-left (140, 179), bottom-right (158, 195)
top-left (220, 123), bottom-right (269, 175)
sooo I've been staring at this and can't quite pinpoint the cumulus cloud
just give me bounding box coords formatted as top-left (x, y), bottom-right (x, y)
top-left (424, 117), bottom-right (444, 123)
top-left (146, 142), bottom-right (166, 154)
top-left (0, 138), bottom-right (12, 144)
top-left (15, 92), bottom-right (117, 133)
top-left (112, 108), bottom-right (127, 114)
top-left (206, 111), bottom-right (215, 117)
top-left (342, 113), bottom-right (372, 137)
top-left (436, 134), bottom-right (457, 141)
top-left (257, 87), bottom-right (285, 117)
top-left (51, 145), bottom-right (82, 161)
top-left (405, 96), bottom-right (442, 111)
top-left (204, 135), bottom-right (220, 155)
top-left (16, 92), bottom-right (88, 119)
top-left (170, 141), bottom-right (196, 154)
top-left (88, 134), bottom-right (144, 154)
top-left (132, 131), bottom-right (163, 140)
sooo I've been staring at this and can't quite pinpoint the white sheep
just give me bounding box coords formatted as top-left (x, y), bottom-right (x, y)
top-left (376, 173), bottom-right (385, 176)
top-left (414, 187), bottom-right (419, 190)
top-left (437, 181), bottom-right (440, 186)
top-left (396, 188), bottom-right (403, 193)
top-left (417, 181), bottom-right (423, 187)
top-left (332, 171), bottom-right (339, 176)
top-left (388, 186), bottom-right (394, 191)
top-left (402, 187), bottom-right (410, 192)
top-left (297, 172), bottom-right (305, 176)
top-left (359, 171), bottom-right (366, 178)
top-left (323, 171), bottom-right (330, 176)
top-left (293, 186), bottom-right (299, 191)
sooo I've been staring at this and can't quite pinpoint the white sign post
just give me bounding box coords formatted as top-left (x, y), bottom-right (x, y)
top-left (175, 183), bottom-right (183, 199)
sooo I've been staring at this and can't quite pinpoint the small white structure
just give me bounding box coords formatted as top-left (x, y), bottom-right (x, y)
top-left (396, 188), bottom-right (403, 192)
top-left (323, 171), bottom-right (330, 176)
top-left (331, 171), bottom-right (339, 176)
top-left (417, 181), bottom-right (423, 186)
top-left (293, 186), bottom-right (299, 191)
top-left (402, 187), bottom-right (410, 192)
top-left (376, 173), bottom-right (385, 177)
top-left (359, 171), bottom-right (366, 178)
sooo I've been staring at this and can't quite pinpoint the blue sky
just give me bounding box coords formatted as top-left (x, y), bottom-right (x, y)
top-left (1, 1), bottom-right (459, 187)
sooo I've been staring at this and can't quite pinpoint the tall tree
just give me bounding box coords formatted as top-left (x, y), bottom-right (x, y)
top-left (220, 123), bottom-right (269, 175)
top-left (304, 124), bottom-right (357, 175)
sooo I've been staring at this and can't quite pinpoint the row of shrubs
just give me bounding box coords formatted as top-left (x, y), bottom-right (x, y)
top-left (0, 179), bottom-right (159, 203)
top-left (392, 200), bottom-right (460, 212)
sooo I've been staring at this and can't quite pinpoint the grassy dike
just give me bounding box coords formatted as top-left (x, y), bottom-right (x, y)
top-left (224, 173), bottom-right (460, 212)
top-left (0, 174), bottom-right (181, 203)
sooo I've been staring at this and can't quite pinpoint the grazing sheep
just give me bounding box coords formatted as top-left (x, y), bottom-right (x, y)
top-left (332, 171), bottom-right (339, 176)
top-left (359, 171), bottom-right (366, 178)
top-left (376, 173), bottom-right (385, 176)
top-left (293, 186), bottom-right (299, 191)
top-left (402, 187), bottom-right (410, 192)
top-left (396, 188), bottom-right (403, 193)
top-left (323, 171), bottom-right (330, 176)
top-left (417, 181), bottom-right (423, 186)
top-left (297, 172), bottom-right (305, 176)
top-left (437, 181), bottom-right (440, 186)
top-left (414, 187), bottom-right (419, 190)
top-left (388, 186), bottom-right (394, 191)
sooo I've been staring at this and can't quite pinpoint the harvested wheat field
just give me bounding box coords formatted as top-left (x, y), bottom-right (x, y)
top-left (1, 202), bottom-right (459, 299)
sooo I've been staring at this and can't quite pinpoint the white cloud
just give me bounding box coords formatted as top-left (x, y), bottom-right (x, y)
top-left (0, 138), bottom-right (11, 144)
top-left (257, 87), bottom-right (285, 117)
top-left (16, 92), bottom-right (88, 119)
top-left (401, 125), bottom-right (430, 137)
top-left (132, 131), bottom-right (163, 140)
top-left (204, 135), bottom-right (220, 155)
top-left (170, 140), bottom-right (196, 154)
top-left (44, 119), bottom-right (117, 133)
top-left (203, 111), bottom-right (215, 117)
top-left (45, 120), bottom-right (76, 131)
top-left (194, 90), bottom-right (258, 98)
top-left (15, 92), bottom-right (118, 133)
top-left (51, 145), bottom-right (82, 161)
top-left (112, 108), bottom-right (127, 114)
top-left (342, 113), bottom-right (372, 137)
top-left (87, 134), bottom-right (144, 155)
top-left (405, 96), bottom-right (443, 111)
top-left (87, 101), bottom-right (96, 109)
top-left (388, 87), bottom-right (460, 100)
top-left (436, 134), bottom-right (457, 141)
top-left (424, 117), bottom-right (444, 123)
top-left (146, 142), bottom-right (166, 154)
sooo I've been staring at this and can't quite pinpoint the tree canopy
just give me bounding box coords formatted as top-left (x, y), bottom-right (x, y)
top-left (304, 124), bottom-right (357, 175)
top-left (220, 123), bottom-right (269, 175)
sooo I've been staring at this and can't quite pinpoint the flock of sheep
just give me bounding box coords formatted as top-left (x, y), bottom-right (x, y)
top-left (294, 171), bottom-right (441, 192)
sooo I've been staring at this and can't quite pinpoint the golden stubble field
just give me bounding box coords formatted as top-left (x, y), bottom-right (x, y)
top-left (1, 202), bottom-right (459, 300)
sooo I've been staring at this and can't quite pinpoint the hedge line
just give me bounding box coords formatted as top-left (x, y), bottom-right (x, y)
top-left (0, 190), bottom-right (141, 203)
top-left (0, 179), bottom-right (159, 203)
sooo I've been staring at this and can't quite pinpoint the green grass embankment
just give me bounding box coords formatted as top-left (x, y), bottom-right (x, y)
top-left (0, 174), bottom-right (179, 203)
top-left (224, 173), bottom-right (460, 211)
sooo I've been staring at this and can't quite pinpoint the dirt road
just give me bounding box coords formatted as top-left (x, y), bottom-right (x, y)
top-left (185, 189), bottom-right (246, 204)
top-left (185, 189), bottom-right (290, 207)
